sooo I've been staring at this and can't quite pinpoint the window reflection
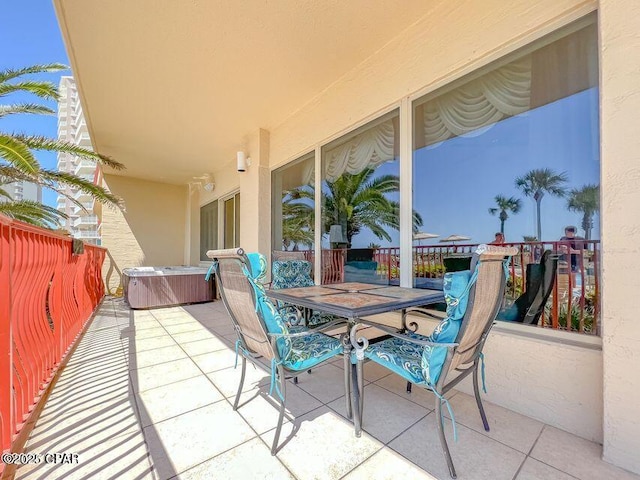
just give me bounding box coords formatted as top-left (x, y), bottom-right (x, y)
top-left (320, 111), bottom-right (418, 285)
top-left (411, 19), bottom-right (599, 334)
top-left (272, 153), bottom-right (315, 255)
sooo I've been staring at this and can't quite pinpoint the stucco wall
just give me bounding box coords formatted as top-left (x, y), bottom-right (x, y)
top-left (372, 312), bottom-right (603, 442)
top-left (248, 0), bottom-right (605, 444)
top-left (599, 0), bottom-right (640, 473)
top-left (180, 0), bottom-right (640, 471)
top-left (269, 0), bottom-right (597, 167)
top-left (102, 175), bottom-right (188, 273)
top-left (239, 129), bottom-right (271, 254)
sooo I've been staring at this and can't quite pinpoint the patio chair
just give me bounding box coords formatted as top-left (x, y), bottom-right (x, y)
top-left (497, 250), bottom-right (559, 325)
top-left (350, 245), bottom-right (517, 479)
top-left (272, 250), bottom-right (307, 262)
top-left (271, 257), bottom-right (336, 327)
top-left (206, 248), bottom-right (346, 454)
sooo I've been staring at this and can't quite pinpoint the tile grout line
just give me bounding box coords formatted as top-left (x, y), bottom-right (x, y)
top-left (516, 425), bottom-right (582, 480)
top-left (511, 424), bottom-right (544, 480)
top-left (112, 298), bottom-right (162, 480)
top-left (141, 307), bottom-right (289, 478)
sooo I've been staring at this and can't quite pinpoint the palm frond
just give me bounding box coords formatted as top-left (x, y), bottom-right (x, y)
top-left (0, 165), bottom-right (37, 182)
top-left (15, 135), bottom-right (125, 170)
top-left (0, 104), bottom-right (55, 118)
top-left (0, 64), bottom-right (68, 83)
top-left (0, 187), bottom-right (11, 200)
top-left (0, 81), bottom-right (59, 101)
top-left (0, 200), bottom-right (66, 228)
top-left (0, 133), bottom-right (40, 174)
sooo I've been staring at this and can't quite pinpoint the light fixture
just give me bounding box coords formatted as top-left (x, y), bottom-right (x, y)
top-left (190, 174), bottom-right (215, 193)
top-left (329, 225), bottom-right (345, 244)
top-left (237, 151), bottom-right (251, 172)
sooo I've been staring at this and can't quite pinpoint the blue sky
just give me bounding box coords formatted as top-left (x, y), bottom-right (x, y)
top-left (1, 1), bottom-right (70, 207)
top-left (340, 88), bottom-right (601, 248)
top-left (6, 4), bottom-right (601, 246)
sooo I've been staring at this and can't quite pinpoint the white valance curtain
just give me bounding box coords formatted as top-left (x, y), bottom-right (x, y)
top-left (323, 120), bottom-right (395, 182)
top-left (421, 57), bottom-right (532, 148)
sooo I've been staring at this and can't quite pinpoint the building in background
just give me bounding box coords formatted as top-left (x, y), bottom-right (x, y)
top-left (2, 181), bottom-right (42, 202)
top-left (56, 76), bottom-right (100, 245)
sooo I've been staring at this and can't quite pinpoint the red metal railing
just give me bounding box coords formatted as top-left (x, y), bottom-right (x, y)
top-left (293, 242), bottom-right (599, 334)
top-left (0, 215), bottom-right (106, 469)
top-left (301, 249), bottom-right (345, 284)
top-left (374, 241), bottom-right (600, 335)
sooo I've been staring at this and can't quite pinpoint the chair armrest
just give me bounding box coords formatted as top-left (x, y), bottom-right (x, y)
top-left (355, 318), bottom-right (458, 349)
top-left (405, 307), bottom-right (445, 320)
top-left (267, 319), bottom-right (348, 338)
top-left (276, 304), bottom-right (304, 326)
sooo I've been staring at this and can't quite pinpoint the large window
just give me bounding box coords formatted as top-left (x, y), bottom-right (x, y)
top-left (200, 200), bottom-right (218, 261)
top-left (411, 18), bottom-right (599, 333)
top-left (272, 153), bottom-right (315, 254)
top-left (224, 193), bottom-right (240, 249)
top-left (320, 111), bottom-right (404, 285)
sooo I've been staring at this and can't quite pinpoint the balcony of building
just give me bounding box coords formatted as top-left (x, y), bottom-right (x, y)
top-left (73, 159), bottom-right (97, 177)
top-left (3, 1), bottom-right (639, 478)
top-left (5, 295), bottom-right (636, 480)
top-left (71, 215), bottom-right (98, 228)
top-left (2, 215), bottom-right (639, 480)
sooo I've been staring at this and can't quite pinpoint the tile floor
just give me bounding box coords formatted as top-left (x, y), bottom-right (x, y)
top-left (14, 298), bottom-right (639, 480)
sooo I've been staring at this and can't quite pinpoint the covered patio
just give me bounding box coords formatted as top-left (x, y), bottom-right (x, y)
top-left (13, 297), bottom-right (636, 480)
top-left (1, 0), bottom-right (638, 477)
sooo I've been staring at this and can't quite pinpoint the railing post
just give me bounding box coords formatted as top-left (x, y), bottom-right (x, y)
top-left (0, 215), bottom-right (108, 461)
top-left (0, 220), bottom-right (12, 460)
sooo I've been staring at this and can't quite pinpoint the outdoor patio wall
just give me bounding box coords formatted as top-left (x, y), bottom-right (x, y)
top-left (377, 312), bottom-right (603, 442)
top-left (599, 0), bottom-right (640, 473)
top-left (268, 0), bottom-right (597, 167)
top-left (102, 174), bottom-right (187, 272)
top-left (263, 0), bottom-right (609, 449)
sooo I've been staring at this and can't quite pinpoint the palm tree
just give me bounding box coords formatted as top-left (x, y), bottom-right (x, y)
top-left (567, 184), bottom-right (599, 240)
top-left (322, 168), bottom-right (422, 247)
top-left (515, 168), bottom-right (568, 241)
top-left (281, 188), bottom-right (314, 250)
top-left (488, 195), bottom-right (522, 235)
top-left (1, 64), bottom-right (124, 227)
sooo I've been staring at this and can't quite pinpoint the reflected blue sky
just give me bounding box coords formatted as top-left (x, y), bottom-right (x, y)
top-left (347, 88), bottom-right (600, 248)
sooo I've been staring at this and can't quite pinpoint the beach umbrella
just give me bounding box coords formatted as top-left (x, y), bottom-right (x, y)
top-left (439, 234), bottom-right (471, 244)
top-left (412, 232), bottom-right (440, 245)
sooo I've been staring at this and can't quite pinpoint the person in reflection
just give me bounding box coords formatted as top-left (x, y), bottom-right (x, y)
top-left (490, 232), bottom-right (505, 245)
top-left (559, 225), bottom-right (585, 272)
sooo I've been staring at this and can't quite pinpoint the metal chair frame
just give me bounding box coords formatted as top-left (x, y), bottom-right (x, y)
top-left (351, 247), bottom-right (515, 478)
top-left (207, 248), bottom-right (347, 454)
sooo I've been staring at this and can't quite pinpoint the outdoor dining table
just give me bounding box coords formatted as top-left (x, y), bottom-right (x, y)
top-left (266, 281), bottom-right (444, 436)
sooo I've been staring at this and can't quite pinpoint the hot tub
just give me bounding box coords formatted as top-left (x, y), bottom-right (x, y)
top-left (123, 266), bottom-right (215, 309)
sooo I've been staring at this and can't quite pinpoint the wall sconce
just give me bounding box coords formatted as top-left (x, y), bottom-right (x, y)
top-left (329, 224), bottom-right (345, 247)
top-left (237, 151), bottom-right (251, 172)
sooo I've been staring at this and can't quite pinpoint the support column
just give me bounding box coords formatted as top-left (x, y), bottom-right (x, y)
top-left (239, 128), bottom-right (271, 256)
top-left (600, 0), bottom-right (640, 473)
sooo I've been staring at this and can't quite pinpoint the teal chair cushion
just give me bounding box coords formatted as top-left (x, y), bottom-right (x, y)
top-left (244, 253), bottom-right (341, 371)
top-left (272, 259), bottom-right (337, 327)
top-left (496, 303), bottom-right (519, 321)
top-left (284, 331), bottom-right (343, 371)
top-left (247, 252), bottom-right (268, 283)
top-left (363, 269), bottom-right (475, 386)
top-left (421, 270), bottom-right (472, 384)
top-left (365, 331), bottom-right (429, 384)
top-left (272, 260), bottom-right (314, 289)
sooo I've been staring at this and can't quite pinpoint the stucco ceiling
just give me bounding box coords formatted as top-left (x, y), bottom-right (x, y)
top-left (54, 0), bottom-right (437, 184)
